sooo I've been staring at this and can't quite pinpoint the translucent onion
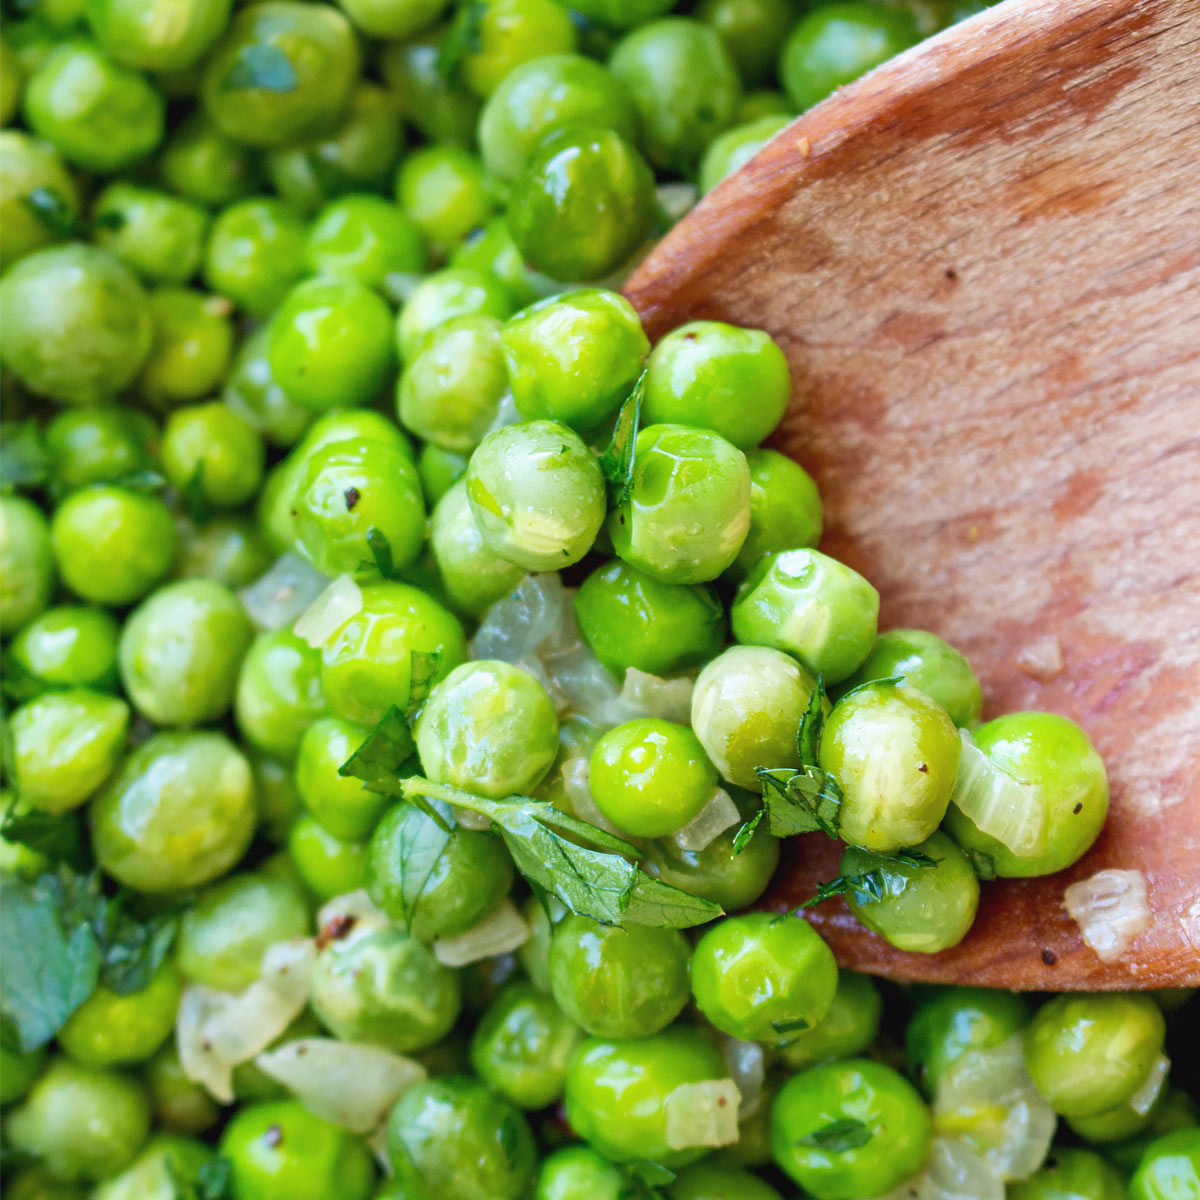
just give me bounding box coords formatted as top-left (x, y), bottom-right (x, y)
top-left (485, 389), bottom-right (522, 433)
top-left (721, 1038), bottom-right (765, 1120)
top-left (433, 899), bottom-right (529, 967)
top-left (674, 788), bottom-right (740, 852)
top-left (1063, 869), bottom-right (1151, 963)
top-left (177, 938), bottom-right (317, 1102)
top-left (657, 182), bottom-right (699, 223)
top-left (950, 730), bottom-right (1047, 859)
top-left (561, 756), bottom-right (623, 835)
top-left (615, 669), bottom-right (694, 724)
top-left (316, 890), bottom-right (389, 938)
top-left (294, 575), bottom-right (363, 648)
top-left (1127, 1053), bottom-right (1171, 1117)
top-left (875, 1138), bottom-right (1005, 1200)
top-left (664, 1079), bottom-right (742, 1150)
top-left (470, 574), bottom-right (567, 665)
top-left (256, 1038), bottom-right (426, 1133)
top-left (239, 553), bottom-right (329, 631)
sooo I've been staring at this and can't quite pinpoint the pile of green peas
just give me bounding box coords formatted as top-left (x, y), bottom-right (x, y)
top-left (1, 0), bottom-right (1198, 1197)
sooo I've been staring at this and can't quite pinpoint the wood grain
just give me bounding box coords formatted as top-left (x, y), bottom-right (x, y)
top-left (625, 0), bottom-right (1200, 988)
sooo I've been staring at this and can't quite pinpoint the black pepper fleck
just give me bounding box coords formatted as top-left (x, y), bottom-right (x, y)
top-left (1072, 802), bottom-right (1083, 814)
top-left (1041, 948), bottom-right (1058, 966)
top-left (344, 486), bottom-right (360, 510)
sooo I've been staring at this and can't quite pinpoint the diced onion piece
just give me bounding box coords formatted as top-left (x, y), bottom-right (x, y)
top-left (316, 890), bottom-right (389, 938)
top-left (561, 757), bottom-right (624, 836)
top-left (721, 1038), bottom-right (765, 1120)
top-left (618, 668), bottom-right (694, 724)
top-left (1063, 869), bottom-right (1151, 963)
top-left (933, 1034), bottom-right (1056, 1182)
top-left (240, 553), bottom-right (329, 631)
top-left (294, 575), bottom-right (362, 648)
top-left (665, 1079), bottom-right (742, 1151)
top-left (874, 1138), bottom-right (1005, 1200)
top-left (470, 574), bottom-right (568, 665)
top-left (950, 730), bottom-right (1047, 859)
top-left (177, 938), bottom-right (317, 1102)
top-left (1128, 1053), bottom-right (1171, 1117)
top-left (675, 788), bottom-right (740, 852)
top-left (544, 643), bottom-right (622, 720)
top-left (433, 899), bottom-right (529, 967)
top-left (1014, 635), bottom-right (1064, 682)
top-left (256, 1038), bottom-right (426, 1133)
top-left (657, 182), bottom-right (699, 223)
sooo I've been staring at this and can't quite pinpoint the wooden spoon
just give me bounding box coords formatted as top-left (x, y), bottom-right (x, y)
top-left (625, 0), bottom-right (1200, 989)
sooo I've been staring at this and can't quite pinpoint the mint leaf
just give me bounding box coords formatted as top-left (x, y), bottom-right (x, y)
top-left (0, 420), bottom-right (49, 492)
top-left (436, 1), bottom-right (488, 79)
top-left (365, 525), bottom-right (402, 580)
top-left (168, 1153), bottom-right (235, 1200)
top-left (99, 901), bottom-right (179, 995)
top-left (965, 848), bottom-right (996, 880)
top-left (796, 674), bottom-right (828, 765)
top-left (111, 469), bottom-right (166, 493)
top-left (0, 803), bottom-right (88, 871)
top-left (756, 765), bottom-right (843, 838)
top-left (599, 370), bottom-right (647, 506)
top-left (20, 187), bottom-right (80, 238)
top-left (182, 461), bottom-right (210, 524)
top-left (797, 1118), bottom-right (873, 1152)
top-left (804, 850), bottom-right (939, 909)
top-left (385, 799), bottom-right (458, 932)
top-left (221, 43), bottom-right (298, 92)
top-left (406, 649), bottom-right (442, 719)
top-left (338, 705), bottom-right (417, 794)
top-left (770, 1014), bottom-right (811, 1035)
top-left (730, 808), bottom-right (764, 856)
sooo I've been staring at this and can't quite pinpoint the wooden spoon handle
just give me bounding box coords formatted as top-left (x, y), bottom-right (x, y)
top-left (625, 0), bottom-right (1200, 987)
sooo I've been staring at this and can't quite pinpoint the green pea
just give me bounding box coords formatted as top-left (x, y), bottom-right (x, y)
top-left (778, 970), bottom-right (883, 1069)
top-left (670, 1164), bottom-right (783, 1200)
top-left (320, 581), bottom-right (466, 727)
top-left (220, 1100), bottom-right (374, 1200)
top-left (379, 36), bottom-right (480, 149)
top-left (516, 893), bottom-right (562, 994)
top-left (91, 730), bottom-right (255, 894)
top-left (307, 193), bottom-right (426, 293)
top-left (566, 0), bottom-right (673, 27)
top-left (0, 131), bottom-right (80, 269)
top-left (450, 217), bottom-right (556, 308)
top-left (234, 629), bottom-right (326, 761)
top-left (287, 814), bottom-right (368, 899)
top-left (1104, 1089), bottom-right (1199, 1172)
top-left (51, 485), bottom-right (176, 607)
top-left (91, 1135), bottom-right (219, 1200)
top-left (249, 756), bottom-right (303, 845)
top-left (565, 1027), bottom-right (727, 1166)
top-left (610, 423), bottom-right (752, 585)
top-left (91, 183), bottom-right (209, 285)
top-left (699, 114), bottom-right (790, 193)
top-left (224, 327), bottom-right (314, 449)
top-left (610, 18), bottom-right (741, 171)
top-left (397, 267), bottom-right (513, 362)
top-left (87, 0), bottom-right (231, 70)
top-left (429, 479), bottom-right (525, 617)
top-left (138, 288), bottom-right (235, 410)
top-left (143, 1046), bottom-right (219, 1136)
top-left (177, 870), bottom-right (310, 991)
top-left (457, 0), bottom-right (578, 98)
top-left (1130, 1130), bottom-right (1200, 1200)
top-left (57, 962), bottom-right (181, 1068)
top-left (507, 126), bottom-right (656, 283)
top-left (203, 197), bottom-right (308, 317)
top-left (367, 800), bottom-right (514, 939)
top-left (419, 444), bottom-right (469, 506)
top-left (162, 402), bottom-right (264, 509)
top-left (0, 244), bottom-right (152, 405)
top-left (0, 794), bottom-right (51, 879)
top-left (311, 926), bottom-right (462, 1051)
top-left (502, 288), bottom-right (648, 432)
top-left (43, 405), bottom-right (156, 494)
top-left (737, 89), bottom-right (793, 121)
top-left (771, 1058), bottom-right (932, 1199)
top-left (23, 40), bottom-right (163, 171)
top-left (534, 1145), bottom-right (625, 1200)
top-left (395, 147), bottom-right (496, 261)
top-left (0, 37), bottom-right (20, 127)
top-left (337, 0), bottom-right (450, 38)
top-left (297, 716), bottom-right (391, 841)
top-left (944, 712), bottom-right (1109, 877)
top-left (0, 495), bottom-right (54, 634)
top-left (781, 2), bottom-right (920, 112)
top-left (201, 2), bottom-right (361, 149)
top-left (1010, 1146), bottom-right (1127, 1200)
top-left (10, 688), bottom-right (129, 812)
top-left (175, 514), bottom-right (273, 589)
top-left (1024, 993), bottom-right (1165, 1119)
top-left (698, 0), bottom-right (794, 83)
top-left (904, 985), bottom-right (1030, 1096)
top-left (1070, 1094), bottom-right (1166, 1145)
top-left (158, 113), bottom-right (263, 208)
top-left (387, 1076), bottom-right (536, 1200)
top-left (3, 1168), bottom-right (87, 1200)
top-left (733, 547), bottom-right (879, 683)
top-left (0, 1040), bottom-right (44, 1106)
top-left (299, 406), bottom-right (417, 463)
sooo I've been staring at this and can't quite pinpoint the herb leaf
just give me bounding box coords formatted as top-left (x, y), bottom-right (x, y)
top-left (770, 1015), bottom-right (811, 1035)
top-left (365, 525), bottom-right (402, 580)
top-left (168, 1154), bottom-right (235, 1200)
top-left (797, 1118), bottom-right (873, 1153)
top-left (221, 43), bottom-right (298, 92)
top-left (0, 420), bottom-right (49, 492)
top-left (182, 462), bottom-right (211, 524)
top-left (599, 370), bottom-right (647, 506)
top-left (99, 901), bottom-right (180, 995)
top-left (0, 803), bottom-right (88, 871)
top-left (338, 706), bottom-right (417, 794)
top-left (965, 848), bottom-right (997, 881)
top-left (730, 808), bottom-right (765, 856)
top-left (756, 766), bottom-right (843, 839)
top-left (406, 649), bottom-right (441, 719)
top-left (111, 469), bottom-right (167, 493)
top-left (20, 187), bottom-right (80, 238)
top-left (436, 0), bottom-right (488, 79)
top-left (804, 850), bottom-right (939, 909)
top-left (796, 674), bottom-right (828, 765)
top-left (386, 799), bottom-right (458, 932)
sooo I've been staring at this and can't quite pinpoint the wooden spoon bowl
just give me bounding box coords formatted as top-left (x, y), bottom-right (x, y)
top-left (625, 0), bottom-right (1200, 989)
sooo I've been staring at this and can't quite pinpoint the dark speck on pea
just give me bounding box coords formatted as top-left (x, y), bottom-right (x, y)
top-left (264, 1124), bottom-right (283, 1148)
top-left (344, 486), bottom-right (360, 510)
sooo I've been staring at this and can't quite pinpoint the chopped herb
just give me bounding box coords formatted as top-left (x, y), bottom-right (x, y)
top-left (729, 808), bottom-right (765, 855)
top-left (167, 1154), bottom-right (235, 1200)
top-left (756, 765), bottom-right (843, 838)
top-left (796, 674), bottom-right (828, 765)
top-left (0, 420), bottom-right (50, 493)
top-left (365, 525), bottom-right (402, 580)
top-left (771, 1015), bottom-right (811, 1035)
top-left (406, 649), bottom-right (442, 719)
top-left (599, 370), bottom-right (647, 506)
top-left (0, 802), bottom-right (89, 871)
top-left (803, 850), bottom-right (939, 908)
top-left (620, 1160), bottom-right (676, 1198)
top-left (182, 461), bottom-right (211, 524)
top-left (221, 43), bottom-right (298, 92)
top-left (20, 187), bottom-right (80, 238)
top-left (797, 1118), bottom-right (873, 1153)
top-left (110, 469), bottom-right (167, 493)
top-left (965, 848), bottom-right (997, 880)
top-left (837, 674), bottom-right (905, 702)
top-left (436, 0), bottom-right (488, 79)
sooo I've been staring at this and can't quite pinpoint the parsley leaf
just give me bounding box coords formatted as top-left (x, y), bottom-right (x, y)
top-left (221, 43), bottom-right (298, 92)
top-left (436, 0), bottom-right (488, 79)
top-left (99, 900), bottom-right (180, 995)
top-left (337, 706), bottom-right (418, 794)
top-left (20, 187), bottom-right (81, 238)
top-left (965, 847), bottom-right (997, 880)
top-left (0, 802), bottom-right (88, 871)
top-left (182, 462), bottom-right (211, 524)
top-left (406, 649), bottom-right (442, 719)
top-left (797, 1118), bottom-right (873, 1153)
top-left (365, 525), bottom-right (404, 580)
top-left (803, 850), bottom-right (939, 908)
top-left (168, 1154), bottom-right (235, 1200)
top-left (796, 673), bottom-right (828, 765)
top-left (619, 1160), bottom-right (676, 1198)
top-left (599, 370), bottom-right (647, 506)
top-left (756, 765), bottom-right (843, 838)
top-left (0, 420), bottom-right (49, 492)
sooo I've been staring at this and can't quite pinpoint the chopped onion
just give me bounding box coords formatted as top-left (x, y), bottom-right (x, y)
top-left (949, 730), bottom-right (1047, 859)
top-left (664, 1079), bottom-right (742, 1150)
top-left (1127, 1053), bottom-right (1171, 1117)
top-left (433, 899), bottom-right (529, 967)
top-left (486, 389), bottom-right (522, 433)
top-left (656, 182), bottom-right (699, 223)
top-left (256, 1039), bottom-right (426, 1133)
top-left (177, 938), bottom-right (317, 1102)
top-left (239, 553), bottom-right (329, 631)
top-left (674, 788), bottom-right (740, 852)
top-left (561, 756), bottom-right (623, 835)
top-left (721, 1038), bottom-right (765, 1120)
top-left (316, 890), bottom-right (389, 939)
top-left (470, 574), bottom-right (567, 665)
top-left (1063, 869), bottom-right (1151, 963)
top-left (543, 642), bottom-right (622, 719)
top-left (1014, 635), bottom-right (1064, 682)
top-left (875, 1138), bottom-right (1005, 1200)
top-left (933, 1034), bottom-right (1055, 1182)
top-left (616, 668), bottom-right (694, 724)
top-left (294, 575), bottom-right (363, 648)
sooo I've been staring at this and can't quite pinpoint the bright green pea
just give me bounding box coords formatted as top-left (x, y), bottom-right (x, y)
top-left (177, 870), bottom-right (310, 991)
top-left (1024, 993), bottom-right (1165, 1119)
top-left (699, 114), bottom-right (790, 193)
top-left (395, 147), bottom-right (496, 261)
top-left (158, 113), bottom-right (263, 208)
top-left (137, 288), bottom-right (235, 410)
top-left (0, 244), bottom-right (152, 405)
top-left (87, 0), bottom-right (231, 70)
top-left (91, 183), bottom-right (209, 285)
top-left (6, 1059), bottom-right (150, 1183)
top-left (450, 216), bottom-right (555, 308)
top-left (397, 267), bottom-right (513, 362)
top-left (23, 40), bottom-right (163, 171)
top-left (251, 756), bottom-right (304, 845)
top-left (224, 326), bottom-right (315, 449)
top-left (201, 2), bottom-right (360, 148)
top-left (778, 970), bottom-right (882, 1069)
top-left (549, 916), bottom-right (690, 1039)
top-left (57, 962), bottom-right (181, 1068)
top-left (43, 405), bottom-right (156, 494)
top-left (419, 444), bottom-right (469, 506)
top-left (296, 716), bottom-right (390, 841)
top-left (91, 1135), bottom-right (218, 1200)
top-left (416, 660), bottom-right (559, 798)
top-left (221, 1100), bottom-right (374, 1200)
top-left (691, 911), bottom-right (838, 1043)
top-left (781, 2), bottom-right (920, 112)
top-left (162, 402), bottom-right (264, 509)
top-left (565, 1027), bottom-right (727, 1167)
top-left (610, 18), bottom-right (741, 171)
top-left (456, 0), bottom-right (577, 98)
top-left (368, 800), bottom-right (514, 938)
top-left (380, 36), bottom-right (481, 148)
top-left (502, 288), bottom-right (648, 432)
top-left (1010, 1146), bottom-right (1128, 1200)
top-left (698, 0), bottom-right (794, 83)
top-left (470, 981), bottom-right (583, 1109)
top-left (0, 495), bottom-right (54, 634)
top-left (733, 547), bottom-right (879, 682)
top-left (944, 711), bottom-right (1109, 877)
top-left (336, 0), bottom-right (449, 37)
top-left (1130, 1130), bottom-right (1200, 1200)
top-left (311, 927), bottom-right (461, 1051)
top-left (429, 479), bottom-right (525, 616)
top-left (203, 198), bottom-right (308, 317)
top-left (0, 1041), bottom-right (44, 1106)
top-left (10, 688), bottom-right (129, 812)
top-left (387, 1077), bottom-right (536, 1200)
top-left (51, 485), bottom-right (176, 607)
top-left (610, 423), bottom-right (752, 585)
top-left (287, 814), bottom-right (367, 899)
top-left (507, 126), bottom-right (655, 283)
top-left (234, 629), bottom-right (326, 761)
top-left (269, 276), bottom-right (396, 412)
top-left (144, 1046), bottom-right (219, 1136)
top-left (670, 1164), bottom-right (783, 1200)
top-left (91, 730), bottom-right (256, 893)
top-left (535, 1145), bottom-right (625, 1200)
top-left (175, 514), bottom-right (273, 589)
top-left (0, 131), bottom-right (80, 269)
top-left (306, 193), bottom-right (426, 293)
top-left (691, 644), bottom-right (819, 788)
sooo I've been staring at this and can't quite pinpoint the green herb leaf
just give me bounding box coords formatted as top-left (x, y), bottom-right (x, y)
top-left (406, 649), bottom-right (442, 719)
top-left (221, 43), bottom-right (298, 92)
top-left (436, 0), bottom-right (488, 79)
top-left (111, 469), bottom-right (167, 493)
top-left (770, 1015), bottom-right (811, 1035)
top-left (0, 802), bottom-right (88, 871)
top-left (0, 420), bottom-right (49, 492)
top-left (182, 461), bottom-right (211, 524)
top-left (599, 370), bottom-right (647, 506)
top-left (796, 674), bottom-right (828, 765)
top-left (20, 187), bottom-right (81, 238)
top-left (619, 1160), bottom-right (676, 1199)
top-left (99, 902), bottom-right (179, 995)
top-left (338, 706), bottom-right (417, 794)
top-left (168, 1154), bottom-right (235, 1200)
top-left (389, 799), bottom-right (458, 932)
top-left (797, 1118), bottom-right (873, 1153)
top-left (756, 765), bottom-right (843, 839)
top-left (837, 674), bottom-right (905, 702)
top-left (803, 850), bottom-right (938, 909)
top-left (365, 525), bottom-right (404, 580)
top-left (729, 809), bottom-right (765, 856)
top-left (965, 848), bottom-right (997, 881)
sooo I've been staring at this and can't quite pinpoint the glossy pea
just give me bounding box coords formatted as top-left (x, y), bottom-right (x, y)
top-left (395, 147), bottom-right (496, 261)
top-left (158, 113), bottom-right (263, 207)
top-left (1130, 1130), bottom-right (1200, 1200)
top-left (287, 815), bottom-right (368, 899)
top-left (778, 970), bottom-right (883, 1069)
top-left (534, 1145), bottom-right (625, 1200)
top-left (429, 479), bottom-right (525, 617)
top-left (203, 198), bottom-right (308, 317)
top-left (297, 716), bottom-right (390, 842)
top-left (306, 193), bottom-right (426, 293)
top-left (57, 963), bottom-right (182, 1068)
top-left (143, 1047), bottom-right (219, 1136)
top-left (87, 0), bottom-right (231, 71)
top-left (450, 216), bottom-right (555, 308)
top-left (396, 267), bottom-right (513, 362)
top-left (91, 183), bottom-right (208, 285)
top-left (235, 629), bottom-right (326, 762)
top-left (174, 515), bottom-right (272, 589)
top-left (337, 0), bottom-right (450, 38)
top-left (455, 0), bottom-right (578, 98)
top-left (162, 402), bottom-right (264, 509)
top-left (137, 288), bottom-right (235, 411)
top-left (0, 131), bottom-right (79, 269)
top-left (0, 496), bottom-right (54, 634)
top-left (380, 36), bottom-right (480, 149)
top-left (223, 325), bottom-right (315, 448)
top-left (418, 444), bottom-right (469, 506)
top-left (698, 0), bottom-right (794, 83)
top-left (1009, 1146), bottom-right (1128, 1200)
top-left (9, 606), bottom-right (117, 691)
top-left (43, 405), bottom-right (156, 494)
top-left (670, 1164), bottom-right (783, 1200)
